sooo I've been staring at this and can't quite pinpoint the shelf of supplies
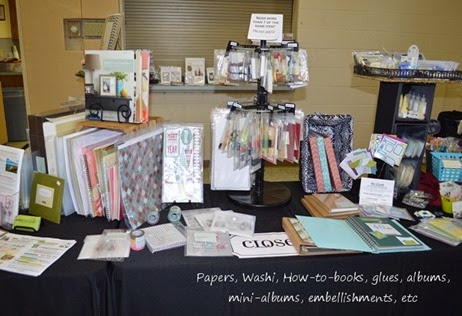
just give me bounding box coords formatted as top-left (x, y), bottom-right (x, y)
top-left (149, 83), bottom-right (307, 93)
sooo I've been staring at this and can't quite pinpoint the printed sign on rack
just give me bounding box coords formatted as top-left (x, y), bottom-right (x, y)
top-left (247, 13), bottom-right (283, 42)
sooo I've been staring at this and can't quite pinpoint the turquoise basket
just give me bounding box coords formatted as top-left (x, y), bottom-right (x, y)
top-left (431, 152), bottom-right (462, 182)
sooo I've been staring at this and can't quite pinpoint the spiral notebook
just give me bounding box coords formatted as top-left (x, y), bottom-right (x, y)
top-left (141, 223), bottom-right (186, 253)
top-left (296, 215), bottom-right (430, 254)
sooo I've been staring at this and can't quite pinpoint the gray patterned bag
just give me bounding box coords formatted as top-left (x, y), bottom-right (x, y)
top-left (300, 113), bottom-right (354, 193)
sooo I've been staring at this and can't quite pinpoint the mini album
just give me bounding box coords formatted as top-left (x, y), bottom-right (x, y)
top-left (29, 172), bottom-right (65, 224)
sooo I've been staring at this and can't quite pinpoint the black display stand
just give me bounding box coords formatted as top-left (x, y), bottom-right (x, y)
top-left (227, 40), bottom-right (291, 208)
top-left (373, 81), bottom-right (435, 194)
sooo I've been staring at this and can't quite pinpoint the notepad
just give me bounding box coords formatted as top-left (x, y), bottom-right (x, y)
top-left (141, 223), bottom-right (186, 253)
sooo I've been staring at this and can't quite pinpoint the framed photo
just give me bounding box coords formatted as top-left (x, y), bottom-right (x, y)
top-left (100, 75), bottom-right (116, 96)
top-left (185, 58), bottom-right (205, 86)
top-left (0, 5), bottom-right (5, 21)
top-left (206, 67), bottom-right (215, 84)
top-left (160, 66), bottom-right (182, 85)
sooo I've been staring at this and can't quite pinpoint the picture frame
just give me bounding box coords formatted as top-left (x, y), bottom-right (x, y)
top-left (100, 75), bottom-right (116, 96)
top-left (207, 67), bottom-right (215, 84)
top-left (185, 58), bottom-right (205, 86)
top-left (160, 66), bottom-right (182, 85)
top-left (0, 5), bottom-right (5, 21)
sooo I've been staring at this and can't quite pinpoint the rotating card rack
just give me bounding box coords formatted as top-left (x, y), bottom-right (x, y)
top-left (225, 40), bottom-right (297, 208)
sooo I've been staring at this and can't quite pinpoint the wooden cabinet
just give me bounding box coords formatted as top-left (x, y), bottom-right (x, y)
top-left (8, 0), bottom-right (19, 39)
top-left (0, 74), bottom-right (23, 87)
top-left (373, 81), bottom-right (435, 194)
top-left (0, 83), bottom-right (7, 144)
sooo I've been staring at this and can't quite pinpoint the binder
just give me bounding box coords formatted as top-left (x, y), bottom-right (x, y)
top-left (42, 112), bottom-right (85, 176)
top-left (73, 130), bottom-right (123, 217)
top-left (62, 128), bottom-right (98, 215)
top-left (296, 215), bottom-right (430, 254)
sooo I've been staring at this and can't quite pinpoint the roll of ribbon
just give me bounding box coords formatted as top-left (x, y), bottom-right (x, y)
top-left (130, 230), bottom-right (145, 251)
top-left (168, 206), bottom-right (182, 223)
top-left (146, 210), bottom-right (160, 225)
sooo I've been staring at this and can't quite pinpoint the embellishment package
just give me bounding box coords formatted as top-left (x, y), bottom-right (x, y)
top-left (162, 124), bottom-right (204, 203)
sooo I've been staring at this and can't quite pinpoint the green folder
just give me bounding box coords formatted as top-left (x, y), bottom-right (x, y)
top-left (29, 172), bottom-right (65, 224)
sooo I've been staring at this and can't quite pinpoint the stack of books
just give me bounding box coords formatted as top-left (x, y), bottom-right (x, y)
top-left (301, 193), bottom-right (359, 219)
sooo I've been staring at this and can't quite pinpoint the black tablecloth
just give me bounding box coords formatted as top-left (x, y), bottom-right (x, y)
top-left (111, 182), bottom-right (462, 316)
top-left (1, 181), bottom-right (462, 316)
top-left (0, 214), bottom-right (119, 316)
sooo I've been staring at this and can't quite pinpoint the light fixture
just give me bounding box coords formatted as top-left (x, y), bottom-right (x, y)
top-left (84, 54), bottom-right (101, 92)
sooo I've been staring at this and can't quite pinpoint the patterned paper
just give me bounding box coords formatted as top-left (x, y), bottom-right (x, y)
top-left (316, 137), bottom-right (332, 192)
top-left (300, 114), bottom-right (353, 193)
top-left (118, 131), bottom-right (163, 229)
top-left (308, 136), bottom-right (325, 192)
top-left (324, 137), bottom-right (343, 191)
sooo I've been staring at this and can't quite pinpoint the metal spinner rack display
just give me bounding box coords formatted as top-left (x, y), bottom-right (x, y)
top-left (226, 40), bottom-right (297, 208)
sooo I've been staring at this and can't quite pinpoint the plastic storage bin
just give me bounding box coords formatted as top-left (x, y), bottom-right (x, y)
top-left (431, 151), bottom-right (462, 182)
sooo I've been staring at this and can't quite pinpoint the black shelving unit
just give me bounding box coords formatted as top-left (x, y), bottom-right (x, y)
top-left (373, 81), bottom-right (436, 194)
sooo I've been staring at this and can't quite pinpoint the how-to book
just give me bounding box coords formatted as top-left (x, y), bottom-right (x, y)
top-left (296, 215), bottom-right (430, 254)
top-left (282, 217), bottom-right (358, 256)
top-left (301, 194), bottom-right (359, 219)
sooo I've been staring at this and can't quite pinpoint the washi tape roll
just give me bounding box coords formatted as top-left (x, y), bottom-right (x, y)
top-left (168, 206), bottom-right (182, 223)
top-left (130, 230), bottom-right (145, 251)
top-left (146, 210), bottom-right (160, 225)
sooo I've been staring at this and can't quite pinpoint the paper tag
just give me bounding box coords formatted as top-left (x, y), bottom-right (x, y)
top-left (194, 232), bottom-right (217, 243)
top-left (247, 14), bottom-right (283, 42)
top-left (442, 159), bottom-right (462, 169)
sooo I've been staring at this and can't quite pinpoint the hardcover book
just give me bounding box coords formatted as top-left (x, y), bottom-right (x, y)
top-left (282, 217), bottom-right (357, 256)
top-left (301, 195), bottom-right (359, 219)
top-left (312, 193), bottom-right (358, 213)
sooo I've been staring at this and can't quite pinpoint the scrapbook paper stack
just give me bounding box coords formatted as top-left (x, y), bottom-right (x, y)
top-left (118, 128), bottom-right (164, 229)
top-left (301, 193), bottom-right (359, 219)
top-left (308, 136), bottom-right (343, 192)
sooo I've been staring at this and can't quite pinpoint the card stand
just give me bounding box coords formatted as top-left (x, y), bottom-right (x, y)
top-left (226, 40), bottom-right (291, 208)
